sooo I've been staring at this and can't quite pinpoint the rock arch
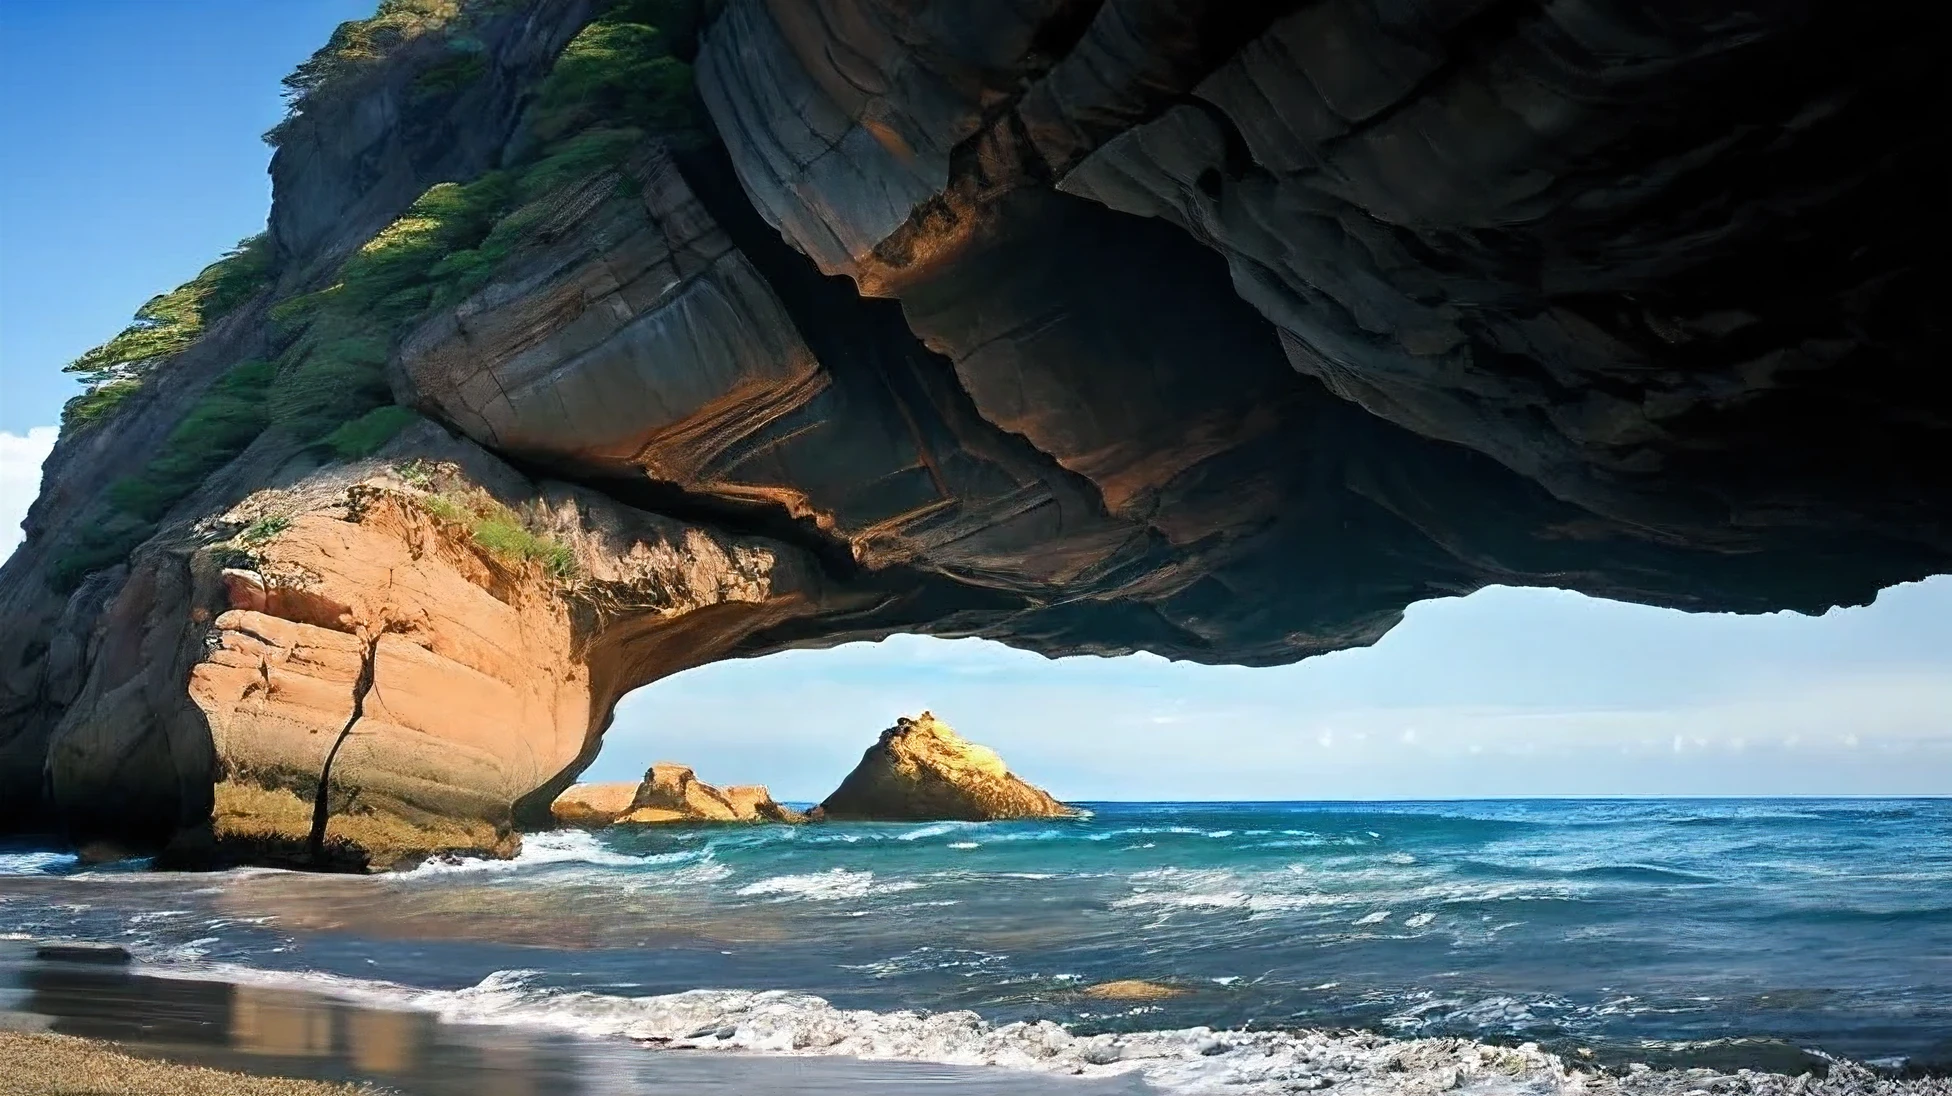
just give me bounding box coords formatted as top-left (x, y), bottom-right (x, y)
top-left (3, 0), bottom-right (1948, 865)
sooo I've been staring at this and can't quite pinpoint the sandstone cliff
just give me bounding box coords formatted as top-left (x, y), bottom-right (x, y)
top-left (814, 713), bottom-right (1070, 822)
top-left (167, 435), bottom-right (822, 869)
top-left (2, 0), bottom-right (1946, 866)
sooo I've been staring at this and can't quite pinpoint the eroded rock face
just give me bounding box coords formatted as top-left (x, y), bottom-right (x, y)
top-left (814, 712), bottom-right (1070, 822)
top-left (617, 762), bottom-right (800, 824)
top-left (694, 0), bottom-right (1952, 607)
top-left (26, 426), bottom-right (834, 868)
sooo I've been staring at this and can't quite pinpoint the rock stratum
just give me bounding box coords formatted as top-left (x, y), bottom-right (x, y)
top-left (814, 712), bottom-right (1070, 822)
top-left (2, 0), bottom-right (1947, 866)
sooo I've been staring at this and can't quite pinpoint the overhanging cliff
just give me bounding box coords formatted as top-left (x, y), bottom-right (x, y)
top-left (1, 0), bottom-right (1945, 866)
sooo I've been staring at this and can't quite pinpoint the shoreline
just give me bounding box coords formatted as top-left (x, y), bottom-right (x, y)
top-left (6, 940), bottom-right (1949, 1096)
top-left (0, 942), bottom-right (1149, 1095)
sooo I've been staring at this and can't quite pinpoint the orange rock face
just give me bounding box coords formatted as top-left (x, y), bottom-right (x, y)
top-left (173, 445), bottom-right (828, 867)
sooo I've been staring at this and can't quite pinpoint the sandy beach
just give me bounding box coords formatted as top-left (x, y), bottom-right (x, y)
top-left (0, 1030), bottom-right (382, 1095)
top-left (0, 939), bottom-right (1154, 1095)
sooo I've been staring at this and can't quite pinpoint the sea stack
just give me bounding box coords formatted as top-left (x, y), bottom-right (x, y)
top-left (551, 764), bottom-right (801, 826)
top-left (813, 713), bottom-right (1071, 822)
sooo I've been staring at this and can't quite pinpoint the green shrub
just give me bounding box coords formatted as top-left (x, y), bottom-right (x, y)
top-left (62, 377), bottom-right (144, 429)
top-left (269, 0), bottom-right (462, 144)
top-left (513, 125), bottom-right (646, 200)
top-left (411, 47), bottom-right (487, 101)
top-left (238, 513), bottom-right (294, 548)
top-left (105, 359), bottom-right (277, 522)
top-left (61, 235), bottom-right (275, 432)
top-left (265, 332), bottom-right (393, 443)
top-left (49, 514), bottom-right (155, 592)
top-left (337, 174), bottom-right (512, 317)
top-left (50, 359), bottom-right (279, 589)
top-left (322, 406), bottom-right (420, 459)
top-left (267, 284), bottom-right (341, 335)
top-left (66, 235), bottom-right (272, 383)
top-left (527, 20), bottom-right (696, 144)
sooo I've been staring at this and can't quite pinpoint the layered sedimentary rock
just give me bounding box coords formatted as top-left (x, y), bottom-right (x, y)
top-left (617, 762), bottom-right (800, 824)
top-left (694, 0), bottom-right (1951, 604)
top-left (3, 0), bottom-right (1948, 865)
top-left (814, 713), bottom-right (1070, 822)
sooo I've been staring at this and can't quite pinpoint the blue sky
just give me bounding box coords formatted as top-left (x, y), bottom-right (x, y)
top-left (1, 2), bottom-right (1946, 801)
top-left (0, 1), bottom-right (371, 432)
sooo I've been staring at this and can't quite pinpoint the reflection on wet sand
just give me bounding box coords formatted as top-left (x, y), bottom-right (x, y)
top-left (0, 944), bottom-right (1151, 1095)
top-left (345, 1008), bottom-right (421, 1074)
top-left (8, 955), bottom-right (580, 1092)
top-left (234, 985), bottom-right (334, 1057)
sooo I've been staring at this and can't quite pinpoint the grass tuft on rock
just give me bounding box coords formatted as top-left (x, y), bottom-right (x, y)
top-left (237, 513), bottom-right (294, 549)
top-left (413, 487), bottom-right (579, 581)
top-left (472, 511), bottom-right (580, 579)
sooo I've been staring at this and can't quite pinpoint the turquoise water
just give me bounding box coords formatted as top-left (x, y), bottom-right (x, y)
top-left (3, 799), bottom-right (1949, 1073)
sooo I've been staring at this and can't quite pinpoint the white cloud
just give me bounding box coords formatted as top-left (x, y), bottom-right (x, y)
top-left (0, 427), bottom-right (57, 562)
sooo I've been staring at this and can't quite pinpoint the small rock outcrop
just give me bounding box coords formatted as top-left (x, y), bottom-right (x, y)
top-left (813, 713), bottom-right (1070, 822)
top-left (548, 782), bottom-right (639, 828)
top-left (615, 762), bottom-right (801, 824)
top-left (1081, 980), bottom-right (1185, 1002)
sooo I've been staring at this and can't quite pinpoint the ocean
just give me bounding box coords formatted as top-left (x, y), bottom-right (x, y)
top-left (3, 798), bottom-right (1949, 1093)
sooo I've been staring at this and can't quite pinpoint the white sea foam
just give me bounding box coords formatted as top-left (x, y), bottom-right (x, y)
top-left (897, 823), bottom-right (969, 841)
top-left (1113, 889), bottom-right (1343, 914)
top-left (735, 869), bottom-right (921, 902)
top-left (133, 963), bottom-right (1948, 1096)
top-left (393, 830), bottom-right (652, 878)
top-left (0, 851), bottom-right (77, 875)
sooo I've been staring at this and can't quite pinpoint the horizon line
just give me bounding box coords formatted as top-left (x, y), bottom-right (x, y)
top-left (769, 792), bottom-right (1950, 806)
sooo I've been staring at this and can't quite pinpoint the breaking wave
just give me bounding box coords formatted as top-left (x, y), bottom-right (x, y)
top-left (144, 963), bottom-right (1950, 1096)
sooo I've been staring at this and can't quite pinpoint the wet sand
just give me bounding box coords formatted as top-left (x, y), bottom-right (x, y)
top-left (0, 943), bottom-right (1153, 1096)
